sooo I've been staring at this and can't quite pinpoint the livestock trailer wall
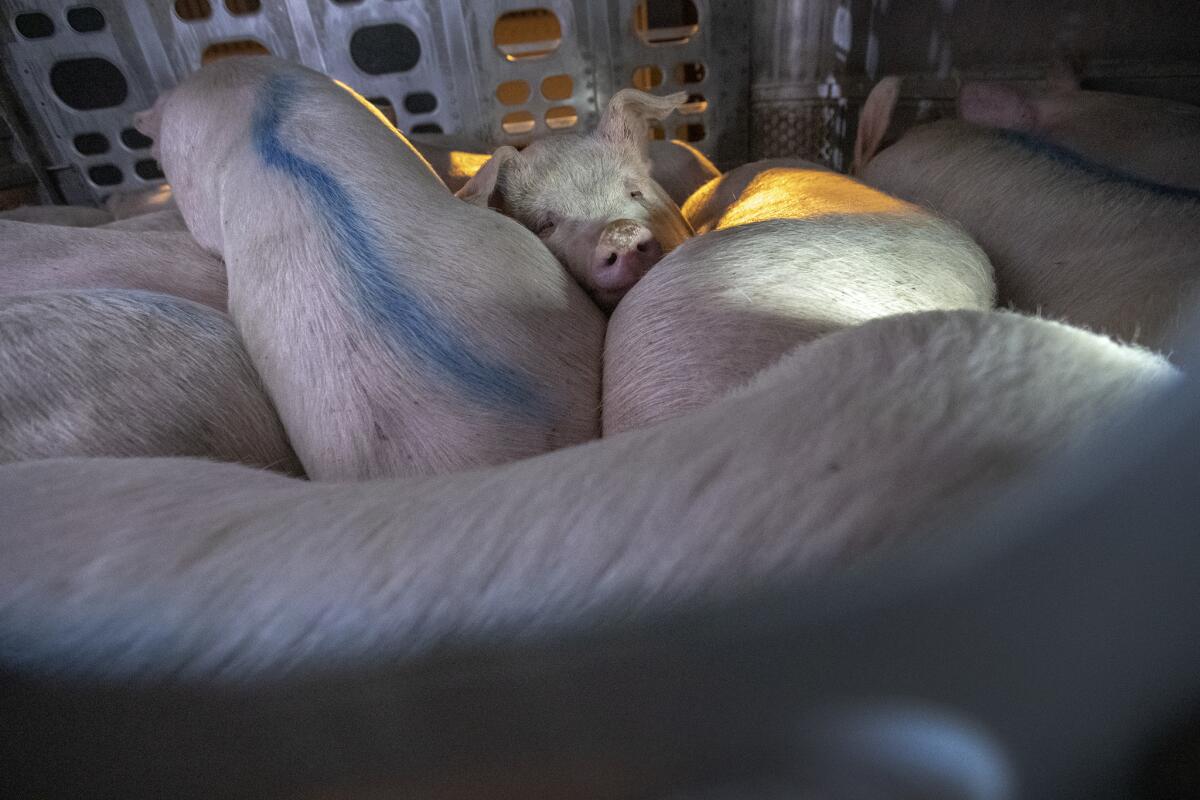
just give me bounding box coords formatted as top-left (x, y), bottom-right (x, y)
top-left (2, 0), bottom-right (1198, 205)
top-left (0, 0), bottom-right (754, 205)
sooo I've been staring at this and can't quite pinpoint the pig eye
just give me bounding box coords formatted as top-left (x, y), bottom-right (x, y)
top-left (630, 190), bottom-right (644, 200)
top-left (536, 220), bottom-right (555, 237)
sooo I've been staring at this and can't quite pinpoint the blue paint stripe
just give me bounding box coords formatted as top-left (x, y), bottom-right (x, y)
top-left (251, 74), bottom-right (543, 416)
top-left (996, 129), bottom-right (1200, 202)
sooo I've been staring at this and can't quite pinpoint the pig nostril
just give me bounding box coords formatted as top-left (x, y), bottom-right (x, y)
top-left (605, 252), bottom-right (618, 266)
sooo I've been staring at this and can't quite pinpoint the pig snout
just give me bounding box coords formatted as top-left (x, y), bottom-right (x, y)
top-left (592, 220), bottom-right (662, 294)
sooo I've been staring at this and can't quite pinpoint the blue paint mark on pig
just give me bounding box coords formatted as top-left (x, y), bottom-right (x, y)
top-left (997, 129), bottom-right (1200, 202)
top-left (251, 74), bottom-right (543, 415)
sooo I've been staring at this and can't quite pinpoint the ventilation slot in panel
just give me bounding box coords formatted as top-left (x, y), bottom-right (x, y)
top-left (634, 0), bottom-right (699, 46)
top-left (494, 8), bottom-right (562, 61)
top-left (201, 40), bottom-right (271, 64)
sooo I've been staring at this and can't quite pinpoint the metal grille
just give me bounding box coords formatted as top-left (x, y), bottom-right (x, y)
top-left (0, 0), bottom-right (751, 203)
top-left (751, 98), bottom-right (847, 167)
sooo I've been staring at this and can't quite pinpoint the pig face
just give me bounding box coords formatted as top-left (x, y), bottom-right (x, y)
top-left (458, 89), bottom-right (694, 311)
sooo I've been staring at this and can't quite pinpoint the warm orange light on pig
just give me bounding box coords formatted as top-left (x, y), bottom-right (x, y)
top-left (685, 167), bottom-right (913, 233)
top-left (447, 150), bottom-right (490, 180)
top-left (331, 78), bottom-right (442, 178)
top-left (333, 79), bottom-right (409, 138)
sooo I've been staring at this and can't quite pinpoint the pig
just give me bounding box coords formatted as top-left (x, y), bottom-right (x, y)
top-left (647, 138), bottom-right (721, 208)
top-left (105, 184), bottom-right (179, 219)
top-left (457, 89), bottom-right (694, 311)
top-left (0, 290), bottom-right (300, 473)
top-left (854, 76), bottom-right (1200, 351)
top-left (154, 56), bottom-right (604, 480)
top-left (958, 63), bottom-right (1200, 192)
top-left (101, 208), bottom-right (190, 233)
top-left (413, 135), bottom-right (719, 204)
top-left (0, 221), bottom-right (227, 311)
top-left (681, 158), bottom-right (906, 234)
top-left (604, 209), bottom-right (995, 433)
top-left (0, 308), bottom-right (1175, 681)
top-left (0, 204), bottom-right (112, 227)
top-left (409, 132), bottom-right (718, 210)
top-left (133, 99), bottom-right (493, 196)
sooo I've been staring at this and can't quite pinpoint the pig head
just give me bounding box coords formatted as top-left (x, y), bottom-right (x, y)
top-left (457, 89), bottom-right (694, 311)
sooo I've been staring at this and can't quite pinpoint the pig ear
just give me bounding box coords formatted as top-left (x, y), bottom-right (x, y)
top-left (133, 91), bottom-right (171, 139)
top-left (957, 82), bottom-right (1036, 131)
top-left (597, 89), bottom-right (687, 153)
top-left (132, 108), bottom-right (157, 137)
top-left (455, 145), bottom-right (518, 208)
top-left (852, 76), bottom-right (902, 175)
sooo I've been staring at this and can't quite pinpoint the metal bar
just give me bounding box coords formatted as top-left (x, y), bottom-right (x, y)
top-left (0, 61), bottom-right (63, 203)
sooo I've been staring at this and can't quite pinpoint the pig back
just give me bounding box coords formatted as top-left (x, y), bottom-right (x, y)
top-left (164, 56), bottom-right (604, 479)
top-left (862, 119), bottom-right (1200, 350)
top-left (682, 159), bottom-right (911, 234)
top-left (603, 213), bottom-right (995, 434)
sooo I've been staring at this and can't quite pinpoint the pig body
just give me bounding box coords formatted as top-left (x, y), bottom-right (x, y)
top-left (647, 139), bottom-right (721, 207)
top-left (459, 90), bottom-right (694, 311)
top-left (0, 309), bottom-right (1173, 681)
top-left (859, 118), bottom-right (1200, 349)
top-left (157, 57), bottom-right (603, 480)
top-left (101, 208), bottom-right (189, 233)
top-left (604, 208), bottom-right (995, 433)
top-left (0, 290), bottom-right (300, 473)
top-left (0, 221), bottom-right (227, 311)
top-left (682, 158), bottom-right (832, 233)
top-left (0, 204), bottom-right (111, 227)
top-left (959, 78), bottom-right (1200, 192)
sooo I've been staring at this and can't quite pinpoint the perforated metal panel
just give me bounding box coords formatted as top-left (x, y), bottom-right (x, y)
top-left (0, 0), bottom-right (751, 204)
